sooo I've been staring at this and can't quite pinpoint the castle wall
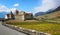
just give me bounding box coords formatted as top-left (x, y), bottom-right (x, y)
top-left (15, 15), bottom-right (25, 21)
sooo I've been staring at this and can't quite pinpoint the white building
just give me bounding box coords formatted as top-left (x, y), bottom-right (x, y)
top-left (5, 15), bottom-right (8, 19)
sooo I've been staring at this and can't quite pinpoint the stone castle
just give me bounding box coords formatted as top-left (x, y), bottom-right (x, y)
top-left (5, 10), bottom-right (33, 21)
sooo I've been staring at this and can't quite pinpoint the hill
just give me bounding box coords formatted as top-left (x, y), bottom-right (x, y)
top-left (36, 6), bottom-right (60, 20)
top-left (35, 6), bottom-right (60, 17)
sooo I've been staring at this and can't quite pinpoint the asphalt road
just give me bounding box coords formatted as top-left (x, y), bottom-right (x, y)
top-left (0, 21), bottom-right (26, 35)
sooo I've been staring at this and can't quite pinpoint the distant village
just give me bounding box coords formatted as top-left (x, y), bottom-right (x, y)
top-left (5, 9), bottom-right (33, 21)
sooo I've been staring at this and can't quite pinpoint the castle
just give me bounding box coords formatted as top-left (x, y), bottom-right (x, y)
top-left (5, 10), bottom-right (33, 21)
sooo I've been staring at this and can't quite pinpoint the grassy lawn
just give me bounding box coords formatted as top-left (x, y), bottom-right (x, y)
top-left (8, 21), bottom-right (60, 35)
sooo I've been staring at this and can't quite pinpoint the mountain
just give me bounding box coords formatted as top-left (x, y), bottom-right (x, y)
top-left (46, 6), bottom-right (60, 14)
top-left (36, 6), bottom-right (60, 20)
top-left (35, 10), bottom-right (55, 17)
top-left (35, 9), bottom-right (54, 17)
top-left (53, 6), bottom-right (60, 11)
top-left (35, 6), bottom-right (60, 17)
top-left (0, 12), bottom-right (7, 18)
top-left (35, 12), bottom-right (46, 16)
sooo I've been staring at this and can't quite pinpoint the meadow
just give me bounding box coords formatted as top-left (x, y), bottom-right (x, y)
top-left (7, 21), bottom-right (60, 35)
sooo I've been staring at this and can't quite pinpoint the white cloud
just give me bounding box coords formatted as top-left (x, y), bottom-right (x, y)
top-left (10, 8), bottom-right (16, 13)
top-left (0, 4), bottom-right (18, 13)
top-left (0, 5), bottom-right (10, 12)
top-left (34, 0), bottom-right (60, 13)
top-left (13, 3), bottom-right (19, 7)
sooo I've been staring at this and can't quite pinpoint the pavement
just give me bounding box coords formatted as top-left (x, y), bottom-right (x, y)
top-left (0, 21), bottom-right (26, 35)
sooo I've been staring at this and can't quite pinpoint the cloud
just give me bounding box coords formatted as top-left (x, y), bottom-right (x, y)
top-left (34, 0), bottom-right (60, 13)
top-left (13, 3), bottom-right (19, 7)
top-left (0, 5), bottom-right (10, 12)
top-left (0, 4), bottom-right (18, 13)
top-left (10, 8), bottom-right (16, 13)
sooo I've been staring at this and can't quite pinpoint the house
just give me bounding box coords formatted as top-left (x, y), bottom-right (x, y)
top-left (5, 14), bottom-right (11, 19)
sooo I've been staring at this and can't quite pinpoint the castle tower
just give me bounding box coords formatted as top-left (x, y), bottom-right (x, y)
top-left (15, 9), bottom-right (19, 15)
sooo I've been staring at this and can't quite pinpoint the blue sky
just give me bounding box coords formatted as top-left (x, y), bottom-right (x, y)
top-left (0, 0), bottom-right (60, 18)
top-left (0, 0), bottom-right (41, 12)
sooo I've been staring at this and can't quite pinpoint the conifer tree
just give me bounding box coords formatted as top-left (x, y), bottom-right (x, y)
top-left (10, 11), bottom-right (15, 19)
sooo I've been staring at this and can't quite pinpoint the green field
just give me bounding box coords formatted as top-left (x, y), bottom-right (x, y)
top-left (8, 21), bottom-right (60, 35)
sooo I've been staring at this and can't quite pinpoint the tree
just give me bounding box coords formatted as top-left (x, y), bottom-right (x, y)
top-left (10, 11), bottom-right (15, 20)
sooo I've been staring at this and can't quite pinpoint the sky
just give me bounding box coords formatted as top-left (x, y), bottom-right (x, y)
top-left (0, 0), bottom-right (41, 13)
top-left (0, 0), bottom-right (60, 18)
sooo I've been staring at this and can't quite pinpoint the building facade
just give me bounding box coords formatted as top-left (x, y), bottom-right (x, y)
top-left (14, 10), bottom-right (33, 21)
top-left (5, 14), bottom-right (11, 19)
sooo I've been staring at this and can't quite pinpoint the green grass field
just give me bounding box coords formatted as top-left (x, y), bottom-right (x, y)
top-left (8, 21), bottom-right (60, 35)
